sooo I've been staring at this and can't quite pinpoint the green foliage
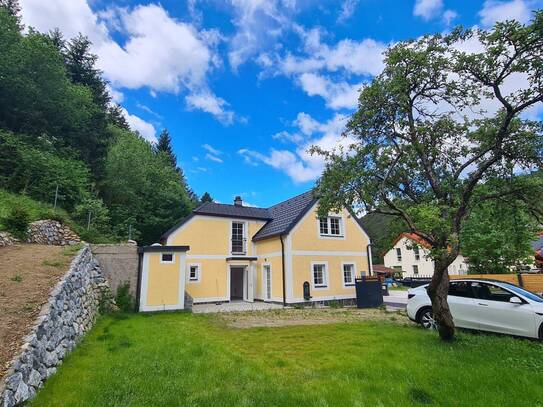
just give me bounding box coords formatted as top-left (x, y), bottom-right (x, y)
top-left (73, 197), bottom-right (111, 233)
top-left (0, 131), bottom-right (92, 210)
top-left (1, 205), bottom-right (29, 239)
top-left (462, 197), bottom-right (540, 274)
top-left (102, 127), bottom-right (193, 244)
top-left (115, 282), bottom-right (135, 313)
top-left (200, 192), bottom-right (213, 204)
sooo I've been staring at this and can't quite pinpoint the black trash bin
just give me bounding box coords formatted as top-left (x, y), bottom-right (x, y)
top-left (355, 276), bottom-right (383, 308)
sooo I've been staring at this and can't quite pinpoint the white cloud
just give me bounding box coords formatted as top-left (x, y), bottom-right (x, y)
top-left (121, 108), bottom-right (157, 143)
top-left (298, 73), bottom-right (363, 110)
top-left (19, 0), bottom-right (234, 123)
top-left (227, 0), bottom-right (296, 70)
top-left (205, 153), bottom-right (224, 163)
top-left (186, 91), bottom-right (235, 125)
top-left (442, 9), bottom-right (459, 26)
top-left (479, 0), bottom-right (535, 27)
top-left (202, 144), bottom-right (223, 156)
top-left (413, 0), bottom-right (443, 20)
top-left (239, 113), bottom-right (351, 183)
top-left (337, 0), bottom-right (359, 23)
top-left (272, 131), bottom-right (305, 144)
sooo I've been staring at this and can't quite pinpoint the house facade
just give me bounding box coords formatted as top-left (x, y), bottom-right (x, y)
top-left (137, 191), bottom-right (373, 311)
top-left (383, 233), bottom-right (468, 277)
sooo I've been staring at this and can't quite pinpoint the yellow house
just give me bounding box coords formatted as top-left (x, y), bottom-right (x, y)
top-left (137, 191), bottom-right (373, 311)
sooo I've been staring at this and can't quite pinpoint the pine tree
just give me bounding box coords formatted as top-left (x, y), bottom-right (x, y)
top-left (107, 104), bottom-right (130, 130)
top-left (65, 34), bottom-right (110, 110)
top-left (200, 192), bottom-right (213, 203)
top-left (155, 129), bottom-right (177, 168)
top-left (48, 28), bottom-right (66, 56)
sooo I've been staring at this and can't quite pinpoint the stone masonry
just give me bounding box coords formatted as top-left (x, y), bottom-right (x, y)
top-left (27, 220), bottom-right (80, 246)
top-left (0, 232), bottom-right (18, 247)
top-left (0, 246), bottom-right (112, 407)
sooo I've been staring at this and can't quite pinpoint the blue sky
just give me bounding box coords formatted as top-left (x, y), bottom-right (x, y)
top-left (18, 0), bottom-right (543, 207)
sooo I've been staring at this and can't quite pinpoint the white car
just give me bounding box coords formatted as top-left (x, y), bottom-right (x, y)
top-left (407, 279), bottom-right (543, 339)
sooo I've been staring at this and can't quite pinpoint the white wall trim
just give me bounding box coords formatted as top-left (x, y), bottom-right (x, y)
top-left (192, 296), bottom-right (229, 304)
top-left (285, 234), bottom-right (293, 302)
top-left (256, 251), bottom-right (282, 259)
top-left (139, 253), bottom-right (150, 312)
top-left (288, 294), bottom-right (356, 303)
top-left (292, 250), bottom-right (367, 257)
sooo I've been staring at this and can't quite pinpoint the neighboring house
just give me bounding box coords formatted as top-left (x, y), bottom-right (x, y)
top-left (137, 191), bottom-right (373, 311)
top-left (383, 233), bottom-right (468, 277)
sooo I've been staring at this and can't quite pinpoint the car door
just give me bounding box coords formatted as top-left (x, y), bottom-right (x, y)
top-left (471, 282), bottom-right (535, 337)
top-left (447, 281), bottom-right (479, 329)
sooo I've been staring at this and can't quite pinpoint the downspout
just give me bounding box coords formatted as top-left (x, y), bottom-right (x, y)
top-left (366, 243), bottom-right (373, 277)
top-left (280, 235), bottom-right (287, 307)
top-left (135, 248), bottom-right (143, 312)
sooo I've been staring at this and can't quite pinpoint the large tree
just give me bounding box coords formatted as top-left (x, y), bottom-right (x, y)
top-left (313, 15), bottom-right (543, 340)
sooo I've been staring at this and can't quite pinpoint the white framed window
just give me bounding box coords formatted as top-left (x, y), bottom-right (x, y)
top-left (318, 216), bottom-right (343, 237)
top-left (160, 253), bottom-right (174, 263)
top-left (312, 262), bottom-right (328, 289)
top-left (231, 221), bottom-right (246, 254)
top-left (188, 263), bottom-right (201, 282)
top-left (396, 248), bottom-right (402, 261)
top-left (412, 265), bottom-right (419, 275)
top-left (342, 263), bottom-right (356, 287)
top-left (413, 246), bottom-right (420, 261)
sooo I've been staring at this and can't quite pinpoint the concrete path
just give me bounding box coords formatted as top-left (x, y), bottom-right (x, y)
top-left (383, 290), bottom-right (408, 309)
top-left (192, 301), bottom-right (285, 314)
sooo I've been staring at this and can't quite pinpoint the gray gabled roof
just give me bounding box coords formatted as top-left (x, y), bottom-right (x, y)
top-left (194, 202), bottom-right (272, 220)
top-left (252, 190), bottom-right (317, 241)
top-left (161, 190), bottom-right (318, 242)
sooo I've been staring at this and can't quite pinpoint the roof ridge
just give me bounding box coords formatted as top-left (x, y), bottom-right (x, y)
top-left (195, 201), bottom-right (267, 210)
top-left (267, 189), bottom-right (315, 210)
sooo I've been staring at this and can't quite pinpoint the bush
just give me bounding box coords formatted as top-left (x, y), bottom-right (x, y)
top-left (2, 206), bottom-right (30, 239)
top-left (115, 282), bottom-right (135, 312)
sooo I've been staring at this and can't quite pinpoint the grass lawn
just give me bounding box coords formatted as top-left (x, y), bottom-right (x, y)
top-left (31, 312), bottom-right (543, 406)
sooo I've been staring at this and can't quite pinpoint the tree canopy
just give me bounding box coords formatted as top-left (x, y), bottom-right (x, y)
top-left (314, 14), bottom-right (543, 340)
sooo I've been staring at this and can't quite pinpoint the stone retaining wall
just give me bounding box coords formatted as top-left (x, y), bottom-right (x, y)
top-left (27, 220), bottom-right (80, 246)
top-left (0, 246), bottom-right (111, 407)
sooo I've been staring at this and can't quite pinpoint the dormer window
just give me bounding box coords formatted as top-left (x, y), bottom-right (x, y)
top-left (231, 221), bottom-right (246, 254)
top-left (319, 216), bottom-right (343, 237)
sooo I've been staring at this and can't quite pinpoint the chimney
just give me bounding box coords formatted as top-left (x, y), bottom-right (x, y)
top-left (234, 196), bottom-right (243, 206)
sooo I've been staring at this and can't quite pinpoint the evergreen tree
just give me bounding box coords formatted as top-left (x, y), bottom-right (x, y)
top-left (64, 34), bottom-right (110, 110)
top-left (107, 104), bottom-right (130, 130)
top-left (155, 129), bottom-right (177, 168)
top-left (48, 28), bottom-right (66, 56)
top-left (200, 192), bottom-right (213, 203)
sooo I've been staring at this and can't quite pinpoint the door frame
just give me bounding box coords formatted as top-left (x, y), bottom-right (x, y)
top-left (228, 265), bottom-right (254, 302)
top-left (262, 263), bottom-right (272, 301)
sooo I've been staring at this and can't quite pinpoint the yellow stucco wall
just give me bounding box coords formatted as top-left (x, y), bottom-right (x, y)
top-left (291, 256), bottom-right (366, 300)
top-left (185, 259), bottom-right (228, 300)
top-left (146, 253), bottom-right (180, 306)
top-left (289, 205), bottom-right (370, 301)
top-left (254, 237), bottom-right (283, 300)
top-left (168, 216), bottom-right (266, 256)
top-left (291, 206), bottom-right (370, 252)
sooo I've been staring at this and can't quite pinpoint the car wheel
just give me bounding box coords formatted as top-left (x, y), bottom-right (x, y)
top-left (418, 307), bottom-right (438, 330)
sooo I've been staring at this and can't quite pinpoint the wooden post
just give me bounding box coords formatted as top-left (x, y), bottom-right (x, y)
top-left (517, 273), bottom-right (524, 288)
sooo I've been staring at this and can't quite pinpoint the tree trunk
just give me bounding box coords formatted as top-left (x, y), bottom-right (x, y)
top-left (427, 259), bottom-right (455, 341)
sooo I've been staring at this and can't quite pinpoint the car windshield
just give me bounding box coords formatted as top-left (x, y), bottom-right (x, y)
top-left (500, 283), bottom-right (543, 303)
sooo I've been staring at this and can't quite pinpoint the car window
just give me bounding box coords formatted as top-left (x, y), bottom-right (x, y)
top-left (448, 281), bottom-right (473, 298)
top-left (472, 282), bottom-right (514, 302)
top-left (500, 283), bottom-right (543, 302)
